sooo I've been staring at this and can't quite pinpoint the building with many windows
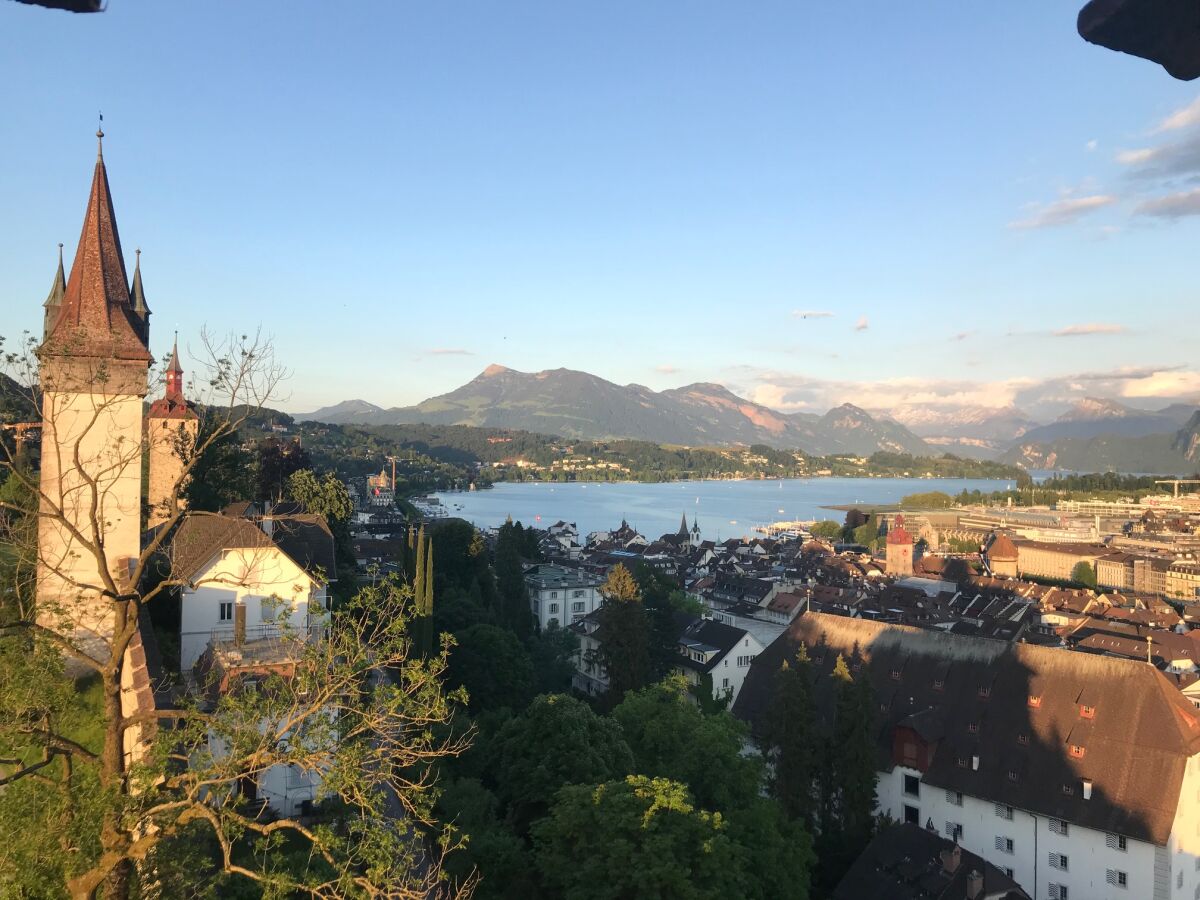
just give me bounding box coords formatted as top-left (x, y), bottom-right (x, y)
top-left (524, 563), bottom-right (602, 630)
top-left (735, 613), bottom-right (1200, 900)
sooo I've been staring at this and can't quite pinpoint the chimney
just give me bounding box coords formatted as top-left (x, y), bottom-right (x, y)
top-left (966, 869), bottom-right (984, 900)
top-left (234, 603), bottom-right (246, 646)
top-left (971, 754), bottom-right (980, 771)
top-left (939, 843), bottom-right (962, 875)
top-left (1083, 779), bottom-right (1093, 800)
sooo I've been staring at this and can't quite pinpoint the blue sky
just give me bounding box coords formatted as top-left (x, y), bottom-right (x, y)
top-left (2, 1), bottom-right (1198, 421)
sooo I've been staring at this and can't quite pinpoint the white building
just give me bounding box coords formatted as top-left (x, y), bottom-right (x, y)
top-left (674, 618), bottom-right (763, 705)
top-left (166, 509), bottom-right (334, 673)
top-left (524, 563), bottom-right (602, 631)
top-left (735, 613), bottom-right (1200, 900)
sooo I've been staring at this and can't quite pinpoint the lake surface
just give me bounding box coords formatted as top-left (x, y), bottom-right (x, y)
top-left (432, 477), bottom-right (1017, 541)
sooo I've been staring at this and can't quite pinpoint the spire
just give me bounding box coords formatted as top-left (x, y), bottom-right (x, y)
top-left (42, 244), bottom-right (67, 341)
top-left (130, 248), bottom-right (151, 315)
top-left (43, 132), bottom-right (150, 362)
top-left (164, 332), bottom-right (184, 400)
top-left (678, 512), bottom-right (689, 539)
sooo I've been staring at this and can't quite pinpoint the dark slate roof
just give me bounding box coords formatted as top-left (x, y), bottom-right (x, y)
top-left (270, 515), bottom-right (337, 582)
top-left (833, 823), bottom-right (1030, 900)
top-left (733, 612), bottom-right (1200, 845)
top-left (676, 619), bottom-right (748, 673)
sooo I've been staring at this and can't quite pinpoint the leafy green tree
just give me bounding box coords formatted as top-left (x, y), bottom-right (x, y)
top-left (900, 491), bottom-right (954, 509)
top-left (449, 624), bottom-right (535, 714)
top-left (725, 798), bottom-right (814, 900)
top-left (808, 520), bottom-right (842, 540)
top-left (764, 648), bottom-right (819, 826)
top-left (181, 423), bottom-right (255, 513)
top-left (842, 508), bottom-right (868, 541)
top-left (612, 676), bottom-right (760, 813)
top-left (528, 623), bottom-right (580, 696)
top-left (852, 515), bottom-right (880, 552)
top-left (255, 435), bottom-right (310, 503)
top-left (437, 778), bottom-right (537, 899)
top-left (533, 776), bottom-right (740, 900)
top-left (286, 468), bottom-right (357, 602)
top-left (632, 562), bottom-right (688, 680)
top-left (1072, 561), bottom-right (1098, 589)
top-left (595, 564), bottom-right (651, 706)
top-left (492, 694), bottom-right (633, 833)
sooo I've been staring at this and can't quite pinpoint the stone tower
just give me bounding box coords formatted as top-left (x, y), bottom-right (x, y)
top-left (37, 131), bottom-right (151, 662)
top-left (146, 332), bottom-right (199, 528)
top-left (885, 515), bottom-right (914, 576)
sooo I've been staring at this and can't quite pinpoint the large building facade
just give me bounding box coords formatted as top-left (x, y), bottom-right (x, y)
top-left (735, 613), bottom-right (1200, 900)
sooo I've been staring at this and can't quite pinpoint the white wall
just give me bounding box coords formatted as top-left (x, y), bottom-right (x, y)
top-left (180, 546), bottom-right (322, 671)
top-left (709, 633), bottom-right (763, 705)
top-left (876, 765), bottom-right (1166, 900)
top-left (531, 583), bottom-right (599, 631)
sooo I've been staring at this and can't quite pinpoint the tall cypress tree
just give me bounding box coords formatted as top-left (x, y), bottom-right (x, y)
top-left (414, 525), bottom-right (426, 613)
top-left (496, 520), bottom-right (532, 637)
top-left (421, 536), bottom-right (435, 655)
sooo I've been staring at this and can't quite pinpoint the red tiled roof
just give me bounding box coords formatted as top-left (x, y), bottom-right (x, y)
top-left (43, 138), bottom-right (150, 362)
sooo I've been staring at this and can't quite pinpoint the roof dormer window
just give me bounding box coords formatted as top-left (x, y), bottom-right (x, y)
top-left (1028, 694), bottom-right (1042, 709)
top-left (1069, 744), bottom-right (1086, 759)
top-left (1080, 705), bottom-right (1096, 720)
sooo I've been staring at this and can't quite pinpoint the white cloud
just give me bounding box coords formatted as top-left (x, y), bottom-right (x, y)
top-left (854, 316), bottom-right (869, 332)
top-left (429, 348), bottom-right (474, 356)
top-left (1134, 188), bottom-right (1200, 219)
top-left (791, 310), bottom-right (834, 319)
top-left (1122, 369), bottom-right (1200, 398)
top-left (655, 364), bottom-right (679, 375)
top-left (1086, 139), bottom-right (1098, 152)
top-left (1009, 194), bottom-right (1116, 229)
top-left (1052, 323), bottom-right (1127, 337)
top-left (1156, 96), bottom-right (1200, 132)
top-left (1116, 147), bottom-right (1156, 164)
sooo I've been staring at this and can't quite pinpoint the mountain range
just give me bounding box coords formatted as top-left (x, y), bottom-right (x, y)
top-left (296, 365), bottom-right (931, 456)
top-left (296, 367), bottom-right (1200, 472)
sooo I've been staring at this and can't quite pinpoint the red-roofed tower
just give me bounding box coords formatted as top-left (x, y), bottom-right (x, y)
top-left (886, 515), bottom-right (914, 576)
top-left (147, 333), bottom-right (200, 527)
top-left (37, 131), bottom-right (152, 663)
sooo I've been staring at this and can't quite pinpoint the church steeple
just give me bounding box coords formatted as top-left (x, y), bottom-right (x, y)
top-left (42, 243), bottom-right (66, 340)
top-left (677, 512), bottom-right (690, 540)
top-left (43, 129), bottom-right (150, 362)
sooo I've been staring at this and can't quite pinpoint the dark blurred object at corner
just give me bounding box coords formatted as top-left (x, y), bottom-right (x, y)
top-left (1079, 0), bottom-right (1200, 80)
top-left (12, 0), bottom-right (104, 11)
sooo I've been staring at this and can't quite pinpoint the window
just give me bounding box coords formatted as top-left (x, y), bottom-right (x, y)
top-left (722, 678), bottom-right (729, 688)
top-left (1105, 870), bottom-right (1127, 888)
top-left (736, 654), bottom-right (757, 667)
top-left (995, 804), bottom-right (1014, 820)
top-left (968, 722), bottom-right (980, 734)
top-left (903, 775), bottom-right (920, 797)
top-left (944, 821), bottom-right (963, 840)
top-left (1049, 852), bottom-right (1069, 871)
top-left (549, 603), bottom-right (559, 614)
top-left (1069, 744), bottom-right (1086, 759)
top-left (549, 591), bottom-right (558, 599)
top-left (572, 601), bottom-right (585, 613)
top-left (933, 679), bottom-right (945, 691)
top-left (1028, 694), bottom-right (1042, 708)
top-left (978, 685), bottom-right (991, 698)
top-left (1018, 733), bottom-right (1030, 746)
top-left (572, 590), bottom-right (584, 598)
top-left (1081, 704), bottom-right (1096, 719)
top-left (903, 804), bottom-right (918, 825)
top-left (956, 756), bottom-right (969, 769)
top-left (946, 790), bottom-right (963, 806)
top-left (219, 601), bottom-right (233, 622)
top-left (994, 836), bottom-right (1014, 854)
top-left (1049, 885), bottom-right (1068, 900)
top-left (890, 668), bottom-right (902, 681)
top-left (1049, 818), bottom-right (1069, 836)
top-left (1007, 770), bottom-right (1019, 783)
top-left (1062, 784), bottom-right (1074, 796)
top-left (1004, 867), bottom-right (1014, 879)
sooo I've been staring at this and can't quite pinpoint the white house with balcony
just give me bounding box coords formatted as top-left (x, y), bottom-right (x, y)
top-left (524, 563), bottom-right (602, 631)
top-left (165, 507), bottom-right (334, 674)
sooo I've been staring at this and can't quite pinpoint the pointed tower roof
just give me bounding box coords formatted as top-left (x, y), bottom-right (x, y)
top-left (43, 243), bottom-right (66, 310)
top-left (43, 130), bottom-right (150, 362)
top-left (677, 512), bottom-right (690, 539)
top-left (130, 248), bottom-right (151, 318)
top-left (166, 333), bottom-right (183, 375)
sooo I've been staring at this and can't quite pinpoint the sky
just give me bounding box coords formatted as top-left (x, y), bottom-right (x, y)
top-left (2, 1), bottom-right (1199, 422)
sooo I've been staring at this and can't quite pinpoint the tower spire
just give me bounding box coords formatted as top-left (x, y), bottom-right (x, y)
top-left (43, 131), bottom-right (150, 361)
top-left (42, 243), bottom-right (67, 340)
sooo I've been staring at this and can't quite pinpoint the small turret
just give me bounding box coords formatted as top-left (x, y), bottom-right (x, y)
top-left (129, 248), bottom-right (151, 343)
top-left (42, 243), bottom-right (66, 341)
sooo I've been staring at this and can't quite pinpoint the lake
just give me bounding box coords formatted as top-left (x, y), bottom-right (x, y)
top-left (431, 477), bottom-right (1017, 541)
